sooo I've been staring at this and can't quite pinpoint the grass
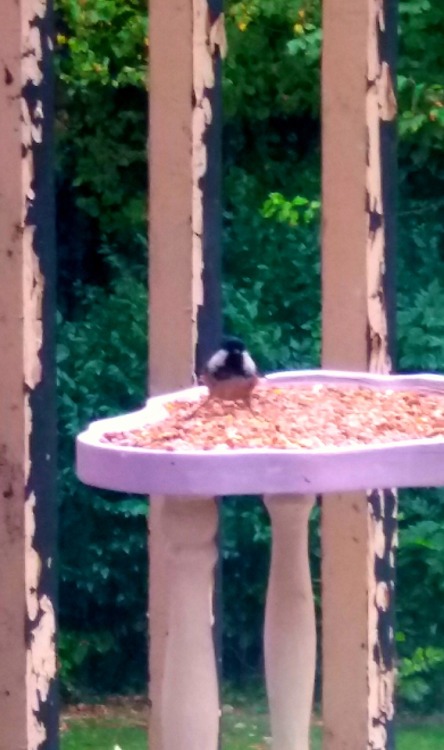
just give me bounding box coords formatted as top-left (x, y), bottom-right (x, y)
top-left (61, 696), bottom-right (444, 750)
top-left (398, 727), bottom-right (444, 750)
top-left (62, 723), bottom-right (144, 750)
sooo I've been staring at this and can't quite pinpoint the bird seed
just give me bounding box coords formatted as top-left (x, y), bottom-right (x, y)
top-left (102, 383), bottom-right (444, 451)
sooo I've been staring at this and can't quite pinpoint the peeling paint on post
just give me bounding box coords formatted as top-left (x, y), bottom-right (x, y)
top-left (367, 488), bottom-right (397, 749)
top-left (366, 0), bottom-right (397, 376)
top-left (148, 0), bottom-right (223, 747)
top-left (0, 0), bottom-right (57, 749)
top-left (193, 0), bottom-right (225, 709)
top-left (366, 2), bottom-right (398, 747)
top-left (194, 0), bottom-right (224, 371)
top-left (322, 0), bottom-right (397, 748)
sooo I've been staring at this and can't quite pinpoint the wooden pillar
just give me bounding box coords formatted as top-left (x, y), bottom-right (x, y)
top-left (321, 1), bottom-right (397, 749)
top-left (148, 0), bottom-right (224, 747)
top-left (161, 498), bottom-right (219, 750)
top-left (263, 496), bottom-right (316, 750)
top-left (0, 1), bottom-right (58, 749)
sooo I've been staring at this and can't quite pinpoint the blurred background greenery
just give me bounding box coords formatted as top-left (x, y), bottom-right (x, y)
top-left (55, 0), bottom-right (444, 714)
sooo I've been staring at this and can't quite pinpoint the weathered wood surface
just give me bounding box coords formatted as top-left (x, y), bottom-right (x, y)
top-left (322, 0), bottom-right (398, 747)
top-left (148, 0), bottom-right (224, 747)
top-left (264, 495), bottom-right (316, 750)
top-left (0, 0), bottom-right (57, 748)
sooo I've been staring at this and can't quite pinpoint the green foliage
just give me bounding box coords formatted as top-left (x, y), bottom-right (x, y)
top-left (394, 204), bottom-right (444, 711)
top-left (394, 212), bottom-right (444, 710)
top-left (55, 0), bottom-right (148, 238)
top-left (396, 205), bottom-right (444, 376)
top-left (398, 1), bottom-right (444, 187)
top-left (260, 192), bottom-right (321, 227)
top-left (59, 630), bottom-right (116, 699)
top-left (398, 279), bottom-right (444, 372)
top-left (224, 0), bottom-right (321, 121)
top-left (58, 273), bottom-right (149, 696)
top-left (398, 645), bottom-right (444, 708)
top-left (222, 498), bottom-right (270, 679)
top-left (223, 168), bottom-right (321, 373)
top-left (54, 0), bottom-right (444, 253)
top-left (57, 0), bottom-right (147, 90)
top-left (396, 487), bottom-right (444, 711)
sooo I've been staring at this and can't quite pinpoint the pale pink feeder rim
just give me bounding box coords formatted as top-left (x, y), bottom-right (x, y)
top-left (76, 370), bottom-right (444, 496)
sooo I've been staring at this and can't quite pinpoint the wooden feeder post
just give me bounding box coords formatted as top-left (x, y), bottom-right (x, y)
top-left (322, 0), bottom-right (397, 748)
top-left (0, 1), bottom-right (58, 749)
top-left (148, 0), bottom-right (224, 748)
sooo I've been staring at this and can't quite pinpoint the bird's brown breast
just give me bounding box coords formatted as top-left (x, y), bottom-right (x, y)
top-left (202, 372), bottom-right (258, 402)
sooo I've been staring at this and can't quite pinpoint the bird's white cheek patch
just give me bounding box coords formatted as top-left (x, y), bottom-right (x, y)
top-left (207, 349), bottom-right (228, 372)
top-left (242, 351), bottom-right (257, 376)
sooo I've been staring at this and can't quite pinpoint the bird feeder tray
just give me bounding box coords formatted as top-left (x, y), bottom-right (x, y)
top-left (76, 370), bottom-right (444, 496)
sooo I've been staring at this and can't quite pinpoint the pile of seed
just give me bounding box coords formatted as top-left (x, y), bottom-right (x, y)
top-left (101, 384), bottom-right (444, 452)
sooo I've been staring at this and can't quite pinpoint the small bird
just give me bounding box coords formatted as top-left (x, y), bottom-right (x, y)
top-left (201, 336), bottom-right (258, 406)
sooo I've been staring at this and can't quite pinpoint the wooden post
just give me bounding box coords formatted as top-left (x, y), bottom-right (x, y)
top-left (161, 498), bottom-right (219, 750)
top-left (263, 496), bottom-right (316, 750)
top-left (148, 0), bottom-right (224, 747)
top-left (321, 1), bottom-right (397, 749)
top-left (0, 1), bottom-right (57, 749)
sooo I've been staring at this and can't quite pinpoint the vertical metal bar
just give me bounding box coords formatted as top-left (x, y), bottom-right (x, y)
top-left (321, 0), bottom-right (397, 748)
top-left (0, 0), bottom-right (57, 748)
top-left (148, 0), bottom-right (224, 747)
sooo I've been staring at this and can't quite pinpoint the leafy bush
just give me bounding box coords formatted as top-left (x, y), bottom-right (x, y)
top-left (397, 498), bottom-right (444, 712)
top-left (55, 0), bottom-right (147, 233)
top-left (58, 273), bottom-right (148, 697)
top-left (398, 646), bottom-right (444, 708)
top-left (398, 0), bottom-right (444, 192)
top-left (221, 498), bottom-right (271, 681)
top-left (395, 208), bottom-right (444, 711)
top-left (223, 168), bottom-right (321, 373)
top-left (223, 0), bottom-right (321, 122)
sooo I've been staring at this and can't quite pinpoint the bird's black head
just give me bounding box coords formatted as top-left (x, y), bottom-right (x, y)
top-left (220, 336), bottom-right (245, 354)
top-left (205, 335), bottom-right (256, 380)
